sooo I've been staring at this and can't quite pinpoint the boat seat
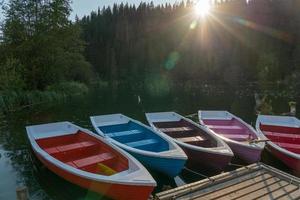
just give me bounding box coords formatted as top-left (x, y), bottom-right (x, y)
top-left (106, 129), bottom-right (142, 138)
top-left (159, 127), bottom-right (193, 133)
top-left (207, 125), bottom-right (243, 130)
top-left (219, 134), bottom-right (253, 141)
top-left (45, 141), bottom-right (97, 155)
top-left (126, 139), bottom-right (159, 148)
top-left (177, 136), bottom-right (204, 143)
top-left (264, 131), bottom-right (300, 139)
top-left (97, 163), bottom-right (117, 176)
top-left (276, 142), bottom-right (300, 150)
top-left (69, 152), bottom-right (115, 169)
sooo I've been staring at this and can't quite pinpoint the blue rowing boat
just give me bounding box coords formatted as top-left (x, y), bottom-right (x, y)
top-left (90, 114), bottom-right (187, 177)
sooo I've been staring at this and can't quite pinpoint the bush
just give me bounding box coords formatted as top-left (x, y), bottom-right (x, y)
top-left (0, 58), bottom-right (25, 91)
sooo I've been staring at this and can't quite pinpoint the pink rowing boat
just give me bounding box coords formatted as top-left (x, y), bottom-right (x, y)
top-left (199, 111), bottom-right (265, 163)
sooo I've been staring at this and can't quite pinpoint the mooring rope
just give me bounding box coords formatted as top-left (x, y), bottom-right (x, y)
top-left (228, 163), bottom-right (250, 170)
top-left (185, 113), bottom-right (198, 118)
top-left (183, 167), bottom-right (215, 182)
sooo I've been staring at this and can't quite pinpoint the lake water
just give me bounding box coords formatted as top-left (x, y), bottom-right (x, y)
top-left (0, 85), bottom-right (298, 199)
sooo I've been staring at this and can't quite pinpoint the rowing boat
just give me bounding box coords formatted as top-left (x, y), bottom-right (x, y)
top-left (90, 114), bottom-right (187, 177)
top-left (146, 112), bottom-right (233, 171)
top-left (26, 122), bottom-right (156, 200)
top-left (256, 115), bottom-right (300, 173)
top-left (199, 111), bottom-right (265, 163)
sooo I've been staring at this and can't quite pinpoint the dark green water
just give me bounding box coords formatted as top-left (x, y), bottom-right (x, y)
top-left (0, 85), bottom-right (299, 199)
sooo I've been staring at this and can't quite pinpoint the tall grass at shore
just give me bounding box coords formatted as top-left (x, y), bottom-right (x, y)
top-left (0, 82), bottom-right (92, 113)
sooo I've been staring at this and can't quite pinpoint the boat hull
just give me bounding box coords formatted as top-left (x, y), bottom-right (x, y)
top-left (226, 141), bottom-right (262, 163)
top-left (34, 150), bottom-right (154, 200)
top-left (179, 144), bottom-right (231, 171)
top-left (128, 150), bottom-right (186, 177)
top-left (266, 144), bottom-right (300, 173)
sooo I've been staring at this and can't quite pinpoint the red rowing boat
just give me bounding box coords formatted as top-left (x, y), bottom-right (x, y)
top-left (26, 122), bottom-right (156, 200)
top-left (256, 115), bottom-right (300, 174)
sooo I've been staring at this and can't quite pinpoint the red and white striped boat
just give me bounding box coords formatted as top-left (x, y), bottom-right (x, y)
top-left (26, 122), bottom-right (156, 200)
top-left (256, 115), bottom-right (300, 173)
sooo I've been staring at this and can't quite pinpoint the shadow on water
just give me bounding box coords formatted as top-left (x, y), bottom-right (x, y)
top-left (0, 85), bottom-right (299, 199)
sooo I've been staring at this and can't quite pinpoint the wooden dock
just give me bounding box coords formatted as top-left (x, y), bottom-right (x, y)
top-left (155, 163), bottom-right (300, 200)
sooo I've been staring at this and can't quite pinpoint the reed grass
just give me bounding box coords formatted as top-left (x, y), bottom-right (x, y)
top-left (0, 82), bottom-right (91, 113)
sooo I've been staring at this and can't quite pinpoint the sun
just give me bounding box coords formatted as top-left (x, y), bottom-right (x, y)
top-left (195, 0), bottom-right (212, 17)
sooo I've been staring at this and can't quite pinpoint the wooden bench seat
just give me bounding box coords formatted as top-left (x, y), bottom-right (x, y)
top-left (264, 131), bottom-right (300, 139)
top-left (159, 127), bottom-right (193, 133)
top-left (106, 129), bottom-right (142, 138)
top-left (177, 136), bottom-right (204, 143)
top-left (207, 125), bottom-right (243, 130)
top-left (219, 134), bottom-right (252, 140)
top-left (126, 139), bottom-right (159, 148)
top-left (276, 142), bottom-right (300, 150)
top-left (45, 141), bottom-right (97, 155)
top-left (68, 152), bottom-right (115, 169)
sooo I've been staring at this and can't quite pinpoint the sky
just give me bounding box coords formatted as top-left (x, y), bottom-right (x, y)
top-left (0, 0), bottom-right (180, 21)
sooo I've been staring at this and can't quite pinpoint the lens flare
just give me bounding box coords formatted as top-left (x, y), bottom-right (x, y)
top-left (195, 0), bottom-right (211, 17)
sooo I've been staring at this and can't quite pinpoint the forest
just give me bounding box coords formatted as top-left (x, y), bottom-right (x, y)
top-left (80, 0), bottom-right (300, 90)
top-left (0, 0), bottom-right (300, 112)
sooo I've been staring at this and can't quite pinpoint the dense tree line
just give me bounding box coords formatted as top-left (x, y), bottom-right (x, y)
top-left (1, 0), bottom-right (300, 94)
top-left (79, 0), bottom-right (300, 90)
top-left (0, 0), bottom-right (93, 91)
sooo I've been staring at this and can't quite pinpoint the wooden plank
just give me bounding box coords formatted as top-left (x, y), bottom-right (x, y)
top-left (276, 189), bottom-right (300, 200)
top-left (210, 178), bottom-right (286, 200)
top-left (207, 125), bottom-right (243, 130)
top-left (231, 180), bottom-right (290, 200)
top-left (185, 171), bottom-right (271, 200)
top-left (261, 164), bottom-right (300, 183)
top-left (155, 163), bottom-right (300, 200)
top-left (159, 127), bottom-right (193, 133)
top-left (256, 185), bottom-right (298, 200)
top-left (155, 164), bottom-right (261, 199)
top-left (176, 136), bottom-right (204, 143)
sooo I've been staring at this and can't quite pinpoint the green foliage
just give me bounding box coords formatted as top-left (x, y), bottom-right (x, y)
top-left (257, 53), bottom-right (280, 90)
top-left (0, 81), bottom-right (89, 112)
top-left (2, 0), bottom-right (93, 90)
top-left (80, 0), bottom-right (299, 90)
top-left (0, 0), bottom-right (93, 113)
top-left (0, 58), bottom-right (25, 90)
top-left (285, 71), bottom-right (300, 94)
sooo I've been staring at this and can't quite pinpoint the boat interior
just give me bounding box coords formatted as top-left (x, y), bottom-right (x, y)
top-left (36, 131), bottom-right (129, 176)
top-left (153, 119), bottom-right (217, 148)
top-left (260, 124), bottom-right (300, 154)
top-left (98, 121), bottom-right (170, 152)
top-left (202, 118), bottom-right (258, 142)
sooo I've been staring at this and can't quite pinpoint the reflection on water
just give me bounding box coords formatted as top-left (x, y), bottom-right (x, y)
top-left (0, 149), bottom-right (18, 200)
top-left (0, 85), bottom-right (298, 199)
